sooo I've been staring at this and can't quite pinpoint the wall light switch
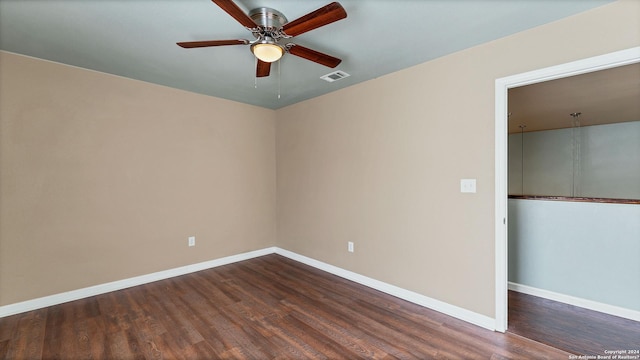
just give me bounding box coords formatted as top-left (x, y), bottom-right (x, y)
top-left (188, 236), bottom-right (195, 247)
top-left (460, 179), bottom-right (477, 193)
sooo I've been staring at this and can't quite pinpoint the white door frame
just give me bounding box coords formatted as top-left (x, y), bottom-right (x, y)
top-left (493, 46), bottom-right (640, 333)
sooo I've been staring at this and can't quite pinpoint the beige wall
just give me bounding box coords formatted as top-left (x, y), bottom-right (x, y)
top-left (0, 53), bottom-right (276, 305)
top-left (276, 0), bottom-right (640, 318)
top-left (1, 0), bottom-right (638, 319)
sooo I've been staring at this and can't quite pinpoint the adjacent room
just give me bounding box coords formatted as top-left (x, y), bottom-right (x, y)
top-left (505, 63), bottom-right (640, 354)
top-left (1, 0), bottom-right (639, 358)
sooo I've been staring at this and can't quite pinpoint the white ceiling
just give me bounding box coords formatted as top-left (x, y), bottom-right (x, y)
top-left (0, 0), bottom-right (613, 109)
top-left (508, 63), bottom-right (640, 134)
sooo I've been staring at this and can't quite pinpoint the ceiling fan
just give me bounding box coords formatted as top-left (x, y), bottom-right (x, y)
top-left (177, 0), bottom-right (347, 77)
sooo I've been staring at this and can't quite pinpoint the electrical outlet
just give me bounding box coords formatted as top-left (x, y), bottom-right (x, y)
top-left (188, 236), bottom-right (195, 247)
top-left (460, 179), bottom-right (477, 193)
top-left (348, 241), bottom-right (354, 253)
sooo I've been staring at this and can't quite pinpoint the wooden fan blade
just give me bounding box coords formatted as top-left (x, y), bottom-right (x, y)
top-left (177, 39), bottom-right (248, 48)
top-left (282, 2), bottom-right (347, 37)
top-left (256, 60), bottom-right (271, 77)
top-left (212, 0), bottom-right (257, 28)
top-left (288, 44), bottom-right (341, 68)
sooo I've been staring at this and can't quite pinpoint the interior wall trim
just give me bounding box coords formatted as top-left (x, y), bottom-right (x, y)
top-left (509, 282), bottom-right (640, 322)
top-left (0, 247), bottom-right (496, 331)
top-left (0, 247), bottom-right (277, 318)
top-left (275, 248), bottom-right (496, 331)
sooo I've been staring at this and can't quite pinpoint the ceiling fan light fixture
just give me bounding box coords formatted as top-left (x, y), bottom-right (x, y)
top-left (178, 1), bottom-right (347, 76)
top-left (251, 42), bottom-right (284, 63)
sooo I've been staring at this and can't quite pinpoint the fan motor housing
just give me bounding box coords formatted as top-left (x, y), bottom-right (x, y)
top-left (249, 7), bottom-right (287, 29)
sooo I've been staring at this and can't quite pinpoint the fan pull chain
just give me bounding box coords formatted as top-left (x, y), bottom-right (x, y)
top-left (254, 57), bottom-right (258, 89)
top-left (278, 60), bottom-right (281, 99)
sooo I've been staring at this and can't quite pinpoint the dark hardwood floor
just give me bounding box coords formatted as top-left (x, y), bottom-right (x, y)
top-left (1, 254), bottom-right (572, 359)
top-left (508, 290), bottom-right (640, 357)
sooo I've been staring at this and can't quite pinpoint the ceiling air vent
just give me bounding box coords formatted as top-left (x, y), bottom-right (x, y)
top-left (320, 70), bottom-right (350, 83)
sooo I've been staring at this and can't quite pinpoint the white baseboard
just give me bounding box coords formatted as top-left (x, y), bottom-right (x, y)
top-left (0, 247), bottom-right (277, 318)
top-left (275, 248), bottom-right (496, 331)
top-left (509, 282), bottom-right (640, 322)
top-left (0, 246), bottom-right (496, 332)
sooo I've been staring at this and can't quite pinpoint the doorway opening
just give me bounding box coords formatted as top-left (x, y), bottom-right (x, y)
top-left (494, 46), bottom-right (640, 333)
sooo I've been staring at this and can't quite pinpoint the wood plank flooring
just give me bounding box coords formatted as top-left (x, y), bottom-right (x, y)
top-left (1, 254), bottom-right (572, 359)
top-left (508, 290), bottom-right (640, 357)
